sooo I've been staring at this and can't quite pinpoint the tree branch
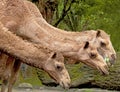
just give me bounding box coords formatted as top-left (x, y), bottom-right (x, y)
top-left (54, 0), bottom-right (75, 27)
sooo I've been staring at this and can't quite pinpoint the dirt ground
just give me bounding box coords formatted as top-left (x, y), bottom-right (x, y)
top-left (5, 87), bottom-right (119, 92)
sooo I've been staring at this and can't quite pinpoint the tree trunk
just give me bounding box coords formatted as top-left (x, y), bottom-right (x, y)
top-left (30, 0), bottom-right (58, 24)
top-left (37, 53), bottom-right (120, 91)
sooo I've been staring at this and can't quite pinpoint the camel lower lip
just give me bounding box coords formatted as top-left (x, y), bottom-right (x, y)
top-left (60, 81), bottom-right (70, 89)
top-left (98, 67), bottom-right (109, 75)
top-left (101, 70), bottom-right (108, 75)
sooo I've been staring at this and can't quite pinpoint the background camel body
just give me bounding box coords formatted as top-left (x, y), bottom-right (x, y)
top-left (0, 0), bottom-right (108, 73)
top-left (0, 22), bottom-right (70, 92)
top-left (24, 1), bottom-right (116, 65)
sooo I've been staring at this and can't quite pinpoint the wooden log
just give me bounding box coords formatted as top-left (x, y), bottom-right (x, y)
top-left (37, 53), bottom-right (120, 91)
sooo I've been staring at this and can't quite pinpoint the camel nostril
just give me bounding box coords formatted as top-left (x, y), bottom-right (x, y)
top-left (111, 54), bottom-right (116, 61)
top-left (68, 82), bottom-right (71, 87)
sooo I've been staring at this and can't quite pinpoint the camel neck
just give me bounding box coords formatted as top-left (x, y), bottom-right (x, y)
top-left (18, 19), bottom-right (80, 57)
top-left (0, 24), bottom-right (50, 69)
top-left (36, 17), bottom-right (98, 42)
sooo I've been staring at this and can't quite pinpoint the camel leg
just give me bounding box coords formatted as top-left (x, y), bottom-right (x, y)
top-left (1, 56), bottom-right (15, 92)
top-left (7, 60), bottom-right (21, 92)
top-left (0, 53), bottom-right (8, 92)
top-left (0, 53), bottom-right (8, 78)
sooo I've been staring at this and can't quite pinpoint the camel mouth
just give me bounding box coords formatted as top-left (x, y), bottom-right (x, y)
top-left (109, 55), bottom-right (116, 66)
top-left (59, 81), bottom-right (71, 89)
top-left (98, 66), bottom-right (109, 75)
top-left (47, 72), bottom-right (71, 89)
top-left (104, 53), bottom-right (117, 66)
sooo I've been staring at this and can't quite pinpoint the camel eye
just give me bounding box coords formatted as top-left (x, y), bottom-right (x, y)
top-left (101, 42), bottom-right (106, 47)
top-left (90, 53), bottom-right (97, 58)
top-left (56, 65), bottom-right (63, 71)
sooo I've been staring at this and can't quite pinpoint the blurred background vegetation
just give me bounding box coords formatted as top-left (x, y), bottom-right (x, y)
top-left (29, 0), bottom-right (120, 52)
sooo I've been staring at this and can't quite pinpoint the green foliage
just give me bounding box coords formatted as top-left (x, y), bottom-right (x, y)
top-left (30, 0), bottom-right (120, 52)
top-left (94, 53), bottom-right (120, 90)
top-left (15, 67), bottom-right (42, 87)
top-left (53, 0), bottom-right (120, 51)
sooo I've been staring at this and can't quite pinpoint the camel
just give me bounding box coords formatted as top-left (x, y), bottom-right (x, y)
top-left (24, 0), bottom-right (116, 65)
top-left (0, 0), bottom-right (109, 73)
top-left (0, 22), bottom-right (71, 92)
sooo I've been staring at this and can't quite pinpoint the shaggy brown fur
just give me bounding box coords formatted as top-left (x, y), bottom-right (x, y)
top-left (0, 22), bottom-right (70, 92)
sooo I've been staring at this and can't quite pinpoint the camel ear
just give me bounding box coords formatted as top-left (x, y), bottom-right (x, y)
top-left (51, 52), bottom-right (57, 59)
top-left (96, 30), bottom-right (101, 37)
top-left (84, 41), bottom-right (89, 49)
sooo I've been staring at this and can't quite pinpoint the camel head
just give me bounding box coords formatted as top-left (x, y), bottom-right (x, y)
top-left (78, 41), bottom-right (109, 75)
top-left (43, 52), bottom-right (71, 89)
top-left (94, 30), bottom-right (116, 66)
